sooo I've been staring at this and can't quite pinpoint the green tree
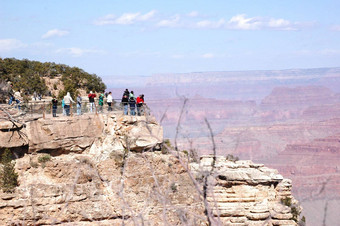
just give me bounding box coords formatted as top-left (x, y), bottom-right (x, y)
top-left (0, 149), bottom-right (19, 193)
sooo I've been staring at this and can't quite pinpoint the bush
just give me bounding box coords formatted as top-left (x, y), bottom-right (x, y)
top-left (226, 154), bottom-right (239, 162)
top-left (38, 154), bottom-right (51, 163)
top-left (281, 197), bottom-right (292, 206)
top-left (0, 149), bottom-right (19, 193)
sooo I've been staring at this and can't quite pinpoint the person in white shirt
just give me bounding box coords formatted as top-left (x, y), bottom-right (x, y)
top-left (63, 92), bottom-right (74, 116)
top-left (107, 91), bottom-right (113, 111)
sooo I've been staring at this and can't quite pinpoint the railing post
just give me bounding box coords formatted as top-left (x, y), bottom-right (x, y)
top-left (43, 101), bottom-right (45, 119)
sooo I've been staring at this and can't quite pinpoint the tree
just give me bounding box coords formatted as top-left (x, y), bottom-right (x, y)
top-left (0, 149), bottom-right (19, 193)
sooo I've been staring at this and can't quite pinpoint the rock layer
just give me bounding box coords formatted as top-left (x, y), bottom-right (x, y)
top-left (0, 112), bottom-right (300, 225)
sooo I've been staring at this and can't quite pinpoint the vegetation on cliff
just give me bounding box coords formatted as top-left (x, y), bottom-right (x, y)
top-left (0, 57), bottom-right (106, 98)
top-left (0, 149), bottom-right (18, 193)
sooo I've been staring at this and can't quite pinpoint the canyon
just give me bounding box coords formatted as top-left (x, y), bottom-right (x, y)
top-left (0, 109), bottom-right (301, 225)
top-left (106, 67), bottom-right (340, 224)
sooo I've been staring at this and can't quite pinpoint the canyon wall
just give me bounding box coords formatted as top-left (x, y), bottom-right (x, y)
top-left (0, 112), bottom-right (301, 225)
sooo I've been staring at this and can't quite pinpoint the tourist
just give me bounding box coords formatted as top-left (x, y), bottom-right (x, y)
top-left (13, 89), bottom-right (22, 110)
top-left (123, 88), bottom-right (129, 97)
top-left (63, 92), bottom-right (74, 116)
top-left (129, 96), bottom-right (136, 116)
top-left (62, 99), bottom-right (65, 115)
top-left (8, 84), bottom-right (14, 105)
top-left (77, 94), bottom-right (82, 115)
top-left (51, 96), bottom-right (58, 117)
top-left (136, 94), bottom-right (144, 116)
top-left (88, 91), bottom-right (96, 113)
top-left (121, 94), bottom-right (129, 115)
top-left (129, 90), bottom-right (135, 99)
top-left (107, 91), bottom-right (113, 111)
top-left (98, 93), bottom-right (104, 113)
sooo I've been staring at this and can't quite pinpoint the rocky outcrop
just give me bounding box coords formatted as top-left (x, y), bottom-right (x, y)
top-left (0, 113), bottom-right (163, 156)
top-left (0, 110), bottom-right (300, 225)
top-left (0, 152), bottom-right (301, 225)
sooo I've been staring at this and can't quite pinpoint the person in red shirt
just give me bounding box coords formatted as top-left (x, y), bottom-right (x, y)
top-left (88, 91), bottom-right (96, 113)
top-left (136, 94), bottom-right (144, 116)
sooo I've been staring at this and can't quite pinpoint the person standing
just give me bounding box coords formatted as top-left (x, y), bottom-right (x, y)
top-left (121, 94), bottom-right (129, 115)
top-left (129, 90), bottom-right (135, 99)
top-left (88, 91), bottom-right (96, 113)
top-left (51, 96), bottom-right (58, 117)
top-left (98, 93), bottom-right (104, 113)
top-left (107, 91), bottom-right (113, 111)
top-left (123, 89), bottom-right (129, 97)
top-left (63, 92), bottom-right (74, 116)
top-left (136, 94), bottom-right (144, 116)
top-left (8, 84), bottom-right (14, 105)
top-left (13, 89), bottom-right (22, 110)
top-left (129, 96), bottom-right (136, 116)
top-left (77, 94), bottom-right (82, 115)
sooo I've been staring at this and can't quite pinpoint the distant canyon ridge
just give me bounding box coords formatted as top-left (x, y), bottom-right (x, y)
top-left (108, 67), bottom-right (340, 225)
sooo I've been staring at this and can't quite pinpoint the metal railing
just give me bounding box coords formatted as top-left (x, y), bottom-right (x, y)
top-left (13, 99), bottom-right (150, 118)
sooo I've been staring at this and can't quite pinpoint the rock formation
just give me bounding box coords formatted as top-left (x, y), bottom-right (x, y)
top-left (0, 111), bottom-right (301, 225)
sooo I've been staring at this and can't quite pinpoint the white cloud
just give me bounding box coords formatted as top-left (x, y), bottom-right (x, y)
top-left (187, 11), bottom-right (199, 17)
top-left (139, 10), bottom-right (157, 21)
top-left (56, 47), bottom-right (104, 57)
top-left (94, 10), bottom-right (156, 25)
top-left (0, 39), bottom-right (26, 52)
top-left (196, 19), bottom-right (225, 29)
top-left (195, 14), bottom-right (298, 30)
top-left (42, 29), bottom-right (69, 39)
top-left (115, 13), bottom-right (141, 25)
top-left (227, 14), bottom-right (261, 30)
top-left (156, 15), bottom-right (180, 28)
top-left (201, 53), bottom-right (215, 59)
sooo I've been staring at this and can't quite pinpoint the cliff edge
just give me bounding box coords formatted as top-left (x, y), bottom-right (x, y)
top-left (0, 112), bottom-right (302, 225)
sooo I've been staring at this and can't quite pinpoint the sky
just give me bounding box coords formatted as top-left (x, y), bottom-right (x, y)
top-left (1, 0), bottom-right (340, 86)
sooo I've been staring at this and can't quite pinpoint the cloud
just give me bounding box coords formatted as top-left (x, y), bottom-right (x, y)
top-left (0, 39), bottom-right (26, 52)
top-left (156, 15), bottom-right (181, 28)
top-left (227, 14), bottom-right (261, 30)
top-left (196, 19), bottom-right (225, 29)
top-left (94, 10), bottom-right (156, 25)
top-left (56, 47), bottom-right (104, 57)
top-left (187, 11), bottom-right (199, 17)
top-left (42, 29), bottom-right (69, 39)
top-left (195, 14), bottom-right (298, 30)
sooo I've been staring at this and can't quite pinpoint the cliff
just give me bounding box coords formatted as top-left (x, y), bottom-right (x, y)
top-left (0, 111), bottom-right (302, 225)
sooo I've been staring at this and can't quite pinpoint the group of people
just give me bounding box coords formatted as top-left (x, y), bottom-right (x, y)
top-left (52, 89), bottom-right (144, 117)
top-left (121, 89), bottom-right (145, 116)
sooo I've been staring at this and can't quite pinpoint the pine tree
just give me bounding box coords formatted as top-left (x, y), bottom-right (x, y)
top-left (0, 149), bottom-right (18, 193)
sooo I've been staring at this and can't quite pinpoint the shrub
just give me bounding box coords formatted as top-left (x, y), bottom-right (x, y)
top-left (226, 154), bottom-right (239, 162)
top-left (161, 139), bottom-right (173, 154)
top-left (281, 197), bottom-right (292, 207)
top-left (30, 161), bottom-right (38, 168)
top-left (38, 154), bottom-right (51, 163)
top-left (170, 182), bottom-right (178, 192)
top-left (110, 151), bottom-right (124, 168)
top-left (0, 149), bottom-right (19, 193)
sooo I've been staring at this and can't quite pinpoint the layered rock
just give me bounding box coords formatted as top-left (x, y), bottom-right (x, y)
top-left (0, 151), bottom-right (301, 225)
top-left (0, 111), bottom-right (300, 225)
top-left (0, 113), bottom-right (163, 156)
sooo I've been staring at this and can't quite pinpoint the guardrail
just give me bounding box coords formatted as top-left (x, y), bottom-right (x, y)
top-left (13, 99), bottom-right (150, 118)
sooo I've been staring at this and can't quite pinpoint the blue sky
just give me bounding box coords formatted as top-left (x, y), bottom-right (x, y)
top-left (1, 0), bottom-right (340, 85)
